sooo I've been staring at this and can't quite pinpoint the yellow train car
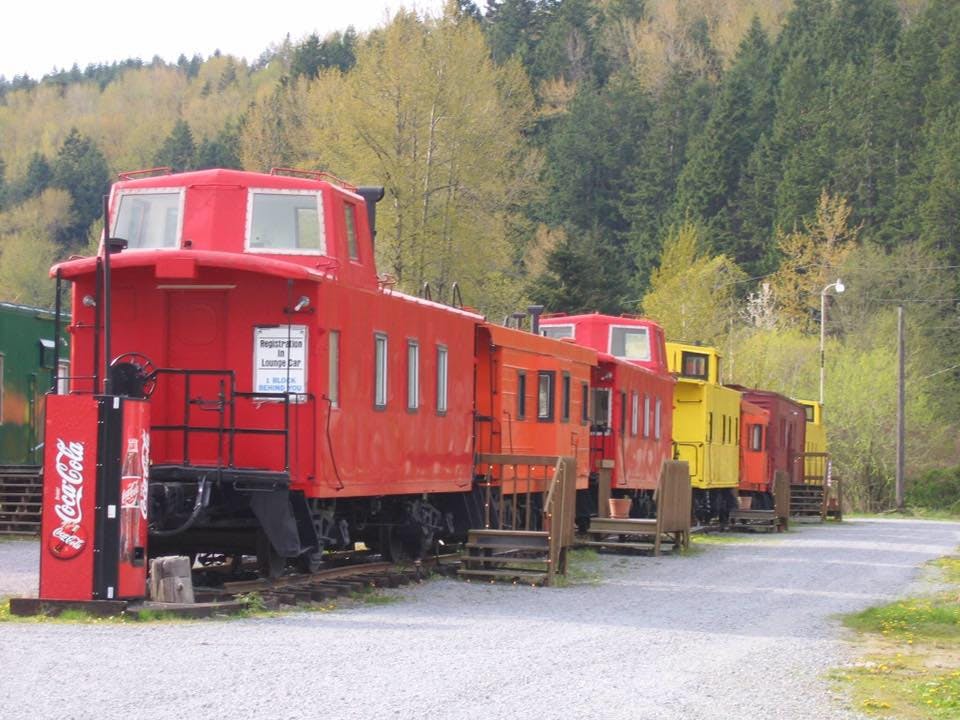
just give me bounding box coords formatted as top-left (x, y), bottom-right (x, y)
top-left (666, 342), bottom-right (741, 520)
top-left (796, 399), bottom-right (829, 484)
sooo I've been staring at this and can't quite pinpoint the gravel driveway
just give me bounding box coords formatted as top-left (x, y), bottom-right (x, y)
top-left (2, 518), bottom-right (958, 720)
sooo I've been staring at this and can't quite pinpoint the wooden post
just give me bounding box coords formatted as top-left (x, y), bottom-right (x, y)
top-left (597, 460), bottom-right (614, 518)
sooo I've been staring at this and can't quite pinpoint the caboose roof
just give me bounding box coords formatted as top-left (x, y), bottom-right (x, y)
top-left (112, 168), bottom-right (359, 197)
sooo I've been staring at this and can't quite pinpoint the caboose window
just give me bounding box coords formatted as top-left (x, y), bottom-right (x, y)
top-left (609, 326), bottom-right (651, 361)
top-left (328, 330), bottom-right (340, 409)
top-left (803, 404), bottom-right (815, 422)
top-left (537, 371), bottom-right (555, 421)
top-left (57, 360), bottom-right (70, 395)
top-left (436, 345), bottom-right (448, 414)
top-left (113, 190), bottom-right (183, 249)
top-left (654, 398), bottom-right (662, 440)
top-left (407, 340), bottom-right (420, 411)
top-left (591, 388), bottom-right (611, 431)
top-left (561, 372), bottom-right (571, 422)
top-left (374, 333), bottom-right (388, 409)
top-left (750, 424), bottom-right (763, 451)
top-left (247, 190), bottom-right (325, 254)
top-left (630, 391), bottom-right (639, 436)
top-left (542, 325), bottom-right (573, 340)
top-left (581, 382), bottom-right (589, 424)
top-left (680, 351), bottom-right (709, 380)
top-left (517, 371), bottom-right (527, 419)
top-left (345, 203), bottom-right (359, 260)
top-left (643, 394), bottom-right (651, 438)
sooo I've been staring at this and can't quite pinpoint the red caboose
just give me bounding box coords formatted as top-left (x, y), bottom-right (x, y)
top-left (538, 313), bottom-right (675, 517)
top-left (729, 387), bottom-right (806, 509)
top-left (738, 400), bottom-right (771, 508)
top-left (50, 168), bottom-right (485, 574)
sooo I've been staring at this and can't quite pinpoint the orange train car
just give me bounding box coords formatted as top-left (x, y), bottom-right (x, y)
top-left (729, 386), bottom-right (806, 509)
top-left (738, 400), bottom-right (771, 508)
top-left (474, 323), bottom-right (596, 495)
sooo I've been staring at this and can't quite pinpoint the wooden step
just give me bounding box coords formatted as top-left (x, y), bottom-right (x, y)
top-left (588, 517), bottom-right (658, 535)
top-left (462, 554), bottom-right (550, 567)
top-left (466, 529), bottom-right (549, 551)
top-left (457, 568), bottom-right (548, 584)
top-left (580, 540), bottom-right (675, 552)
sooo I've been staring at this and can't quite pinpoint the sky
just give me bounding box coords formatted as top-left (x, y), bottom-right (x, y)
top-left (0, 0), bottom-right (456, 80)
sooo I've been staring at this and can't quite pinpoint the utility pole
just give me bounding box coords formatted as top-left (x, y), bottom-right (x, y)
top-left (896, 304), bottom-right (905, 510)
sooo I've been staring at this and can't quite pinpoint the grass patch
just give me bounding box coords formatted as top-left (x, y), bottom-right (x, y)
top-left (834, 551), bottom-right (960, 718)
top-left (844, 596), bottom-right (960, 641)
top-left (554, 547), bottom-right (602, 587)
top-left (690, 532), bottom-right (753, 545)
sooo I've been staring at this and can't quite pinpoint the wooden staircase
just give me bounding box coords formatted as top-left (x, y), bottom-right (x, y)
top-left (790, 484), bottom-right (825, 521)
top-left (0, 465), bottom-right (42, 535)
top-left (459, 529), bottom-right (553, 585)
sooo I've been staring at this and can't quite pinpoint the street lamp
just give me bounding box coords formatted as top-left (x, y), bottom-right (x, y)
top-left (820, 279), bottom-right (845, 404)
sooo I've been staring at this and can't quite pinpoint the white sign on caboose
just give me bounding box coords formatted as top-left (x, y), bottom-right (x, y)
top-left (253, 325), bottom-right (308, 399)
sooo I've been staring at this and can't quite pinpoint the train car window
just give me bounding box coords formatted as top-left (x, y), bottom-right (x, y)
top-left (591, 388), bottom-right (611, 431)
top-left (680, 351), bottom-right (709, 380)
top-left (541, 325), bottom-right (574, 340)
top-left (247, 190), bottom-right (326, 254)
top-left (537, 370), bottom-right (556, 422)
top-left (38, 338), bottom-right (55, 368)
top-left (57, 360), bottom-right (70, 395)
top-left (581, 382), bottom-right (589, 424)
top-left (750, 424), bottom-right (763, 451)
top-left (803, 404), bottom-right (815, 422)
top-left (537, 371), bottom-right (555, 421)
top-left (345, 203), bottom-right (359, 260)
top-left (643, 394), bottom-right (651, 438)
top-left (722, 414), bottom-right (727, 444)
top-left (654, 398), bottom-right (662, 440)
top-left (0, 353), bottom-right (4, 424)
top-left (609, 326), bottom-right (651, 361)
top-left (619, 391), bottom-right (627, 432)
top-left (328, 331), bottom-right (340, 408)
top-left (629, 392), bottom-right (638, 436)
top-left (374, 333), bottom-right (388, 409)
top-left (517, 371), bottom-right (527, 419)
top-left (708, 411), bottom-right (713, 442)
top-left (436, 345), bottom-right (448, 414)
top-left (113, 190), bottom-right (183, 249)
top-left (561, 372), bottom-right (571, 422)
top-left (407, 340), bottom-right (419, 411)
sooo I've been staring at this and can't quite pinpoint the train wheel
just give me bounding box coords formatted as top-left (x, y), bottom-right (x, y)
top-left (297, 549), bottom-right (324, 574)
top-left (256, 530), bottom-right (285, 579)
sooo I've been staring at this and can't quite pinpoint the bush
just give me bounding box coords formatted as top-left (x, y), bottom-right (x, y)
top-left (906, 467), bottom-right (960, 513)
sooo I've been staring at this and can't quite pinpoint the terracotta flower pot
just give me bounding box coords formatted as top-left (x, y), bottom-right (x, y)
top-left (608, 498), bottom-right (632, 519)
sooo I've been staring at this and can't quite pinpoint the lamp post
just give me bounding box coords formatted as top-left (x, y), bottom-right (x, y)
top-left (819, 279), bottom-right (845, 405)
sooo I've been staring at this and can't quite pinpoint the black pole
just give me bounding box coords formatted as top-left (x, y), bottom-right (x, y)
top-left (93, 257), bottom-right (102, 394)
top-left (52, 269), bottom-right (62, 393)
top-left (102, 195), bottom-right (112, 395)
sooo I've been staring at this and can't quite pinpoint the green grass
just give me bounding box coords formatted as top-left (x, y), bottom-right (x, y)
top-left (844, 597), bottom-right (960, 640)
top-left (690, 532), bottom-right (753, 545)
top-left (834, 551), bottom-right (960, 718)
top-left (554, 547), bottom-right (602, 586)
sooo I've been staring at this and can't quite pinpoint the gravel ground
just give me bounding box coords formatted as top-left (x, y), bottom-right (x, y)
top-left (2, 518), bottom-right (958, 720)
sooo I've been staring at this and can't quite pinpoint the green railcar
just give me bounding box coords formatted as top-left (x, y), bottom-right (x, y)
top-left (0, 302), bottom-right (70, 464)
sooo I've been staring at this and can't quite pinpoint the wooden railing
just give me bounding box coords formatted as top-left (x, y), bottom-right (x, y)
top-left (475, 453), bottom-right (577, 585)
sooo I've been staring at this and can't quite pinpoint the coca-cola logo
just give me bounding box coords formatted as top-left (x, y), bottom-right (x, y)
top-left (50, 439), bottom-right (87, 560)
top-left (53, 439), bottom-right (85, 525)
top-left (49, 521), bottom-right (87, 560)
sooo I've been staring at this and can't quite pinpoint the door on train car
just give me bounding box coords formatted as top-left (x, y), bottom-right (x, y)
top-left (163, 291), bottom-right (229, 466)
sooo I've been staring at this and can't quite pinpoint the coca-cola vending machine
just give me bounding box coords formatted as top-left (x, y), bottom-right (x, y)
top-left (39, 394), bottom-right (150, 602)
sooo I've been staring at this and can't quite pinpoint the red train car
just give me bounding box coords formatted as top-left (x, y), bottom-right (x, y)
top-left (538, 313), bottom-right (674, 517)
top-left (729, 387), bottom-right (806, 509)
top-left (738, 400), bottom-right (771, 507)
top-left (475, 324), bottom-right (595, 489)
top-left (51, 168), bottom-right (486, 572)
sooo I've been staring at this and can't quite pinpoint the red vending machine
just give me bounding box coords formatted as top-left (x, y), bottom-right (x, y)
top-left (39, 394), bottom-right (150, 602)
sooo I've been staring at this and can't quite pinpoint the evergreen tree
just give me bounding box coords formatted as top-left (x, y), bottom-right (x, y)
top-left (154, 120), bottom-right (196, 172)
top-left (195, 125), bottom-right (242, 170)
top-left (673, 17), bottom-right (775, 270)
top-left (11, 152), bottom-right (53, 205)
top-left (51, 129), bottom-right (109, 245)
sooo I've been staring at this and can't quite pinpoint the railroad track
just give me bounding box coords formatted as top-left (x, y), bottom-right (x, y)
top-left (0, 465), bottom-right (42, 536)
top-left (189, 553), bottom-right (462, 612)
